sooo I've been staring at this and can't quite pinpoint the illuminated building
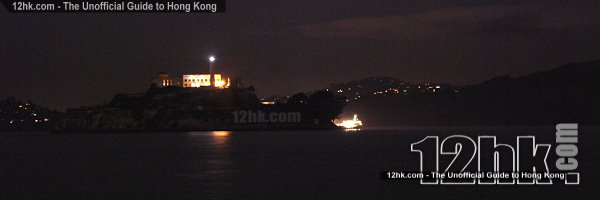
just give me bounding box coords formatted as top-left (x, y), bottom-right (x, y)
top-left (182, 74), bottom-right (230, 88)
top-left (153, 72), bottom-right (181, 88)
top-left (153, 73), bottom-right (231, 88)
top-left (182, 56), bottom-right (231, 88)
top-left (260, 101), bottom-right (275, 105)
top-left (153, 56), bottom-right (231, 88)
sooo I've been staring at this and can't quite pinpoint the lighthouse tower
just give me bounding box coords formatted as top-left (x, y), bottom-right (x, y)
top-left (209, 56), bottom-right (216, 87)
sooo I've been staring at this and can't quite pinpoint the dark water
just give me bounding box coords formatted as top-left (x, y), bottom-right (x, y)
top-left (1, 126), bottom-right (598, 200)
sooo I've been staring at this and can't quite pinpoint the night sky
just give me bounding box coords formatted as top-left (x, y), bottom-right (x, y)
top-left (1, 0), bottom-right (600, 109)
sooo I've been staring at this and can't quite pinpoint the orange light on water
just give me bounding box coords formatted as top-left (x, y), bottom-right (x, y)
top-left (211, 131), bottom-right (232, 137)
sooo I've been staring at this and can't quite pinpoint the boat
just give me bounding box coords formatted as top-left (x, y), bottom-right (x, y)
top-left (336, 114), bottom-right (363, 129)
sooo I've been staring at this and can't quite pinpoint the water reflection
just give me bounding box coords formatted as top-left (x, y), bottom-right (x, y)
top-left (183, 131), bottom-right (235, 199)
top-left (210, 131), bottom-right (231, 146)
top-left (185, 131), bottom-right (232, 149)
top-left (211, 131), bottom-right (231, 137)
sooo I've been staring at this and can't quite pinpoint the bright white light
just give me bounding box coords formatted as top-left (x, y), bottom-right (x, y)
top-left (209, 56), bottom-right (216, 62)
top-left (335, 114), bottom-right (363, 129)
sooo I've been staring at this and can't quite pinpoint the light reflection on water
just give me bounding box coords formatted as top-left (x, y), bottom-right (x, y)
top-left (181, 131), bottom-right (236, 199)
top-left (1, 127), bottom-right (599, 199)
top-left (211, 131), bottom-right (232, 136)
top-left (184, 130), bottom-right (233, 158)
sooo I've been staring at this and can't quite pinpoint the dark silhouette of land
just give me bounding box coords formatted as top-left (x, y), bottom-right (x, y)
top-left (344, 60), bottom-right (600, 126)
top-left (0, 97), bottom-right (60, 131)
top-left (3, 59), bottom-right (599, 132)
top-left (57, 85), bottom-right (346, 132)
